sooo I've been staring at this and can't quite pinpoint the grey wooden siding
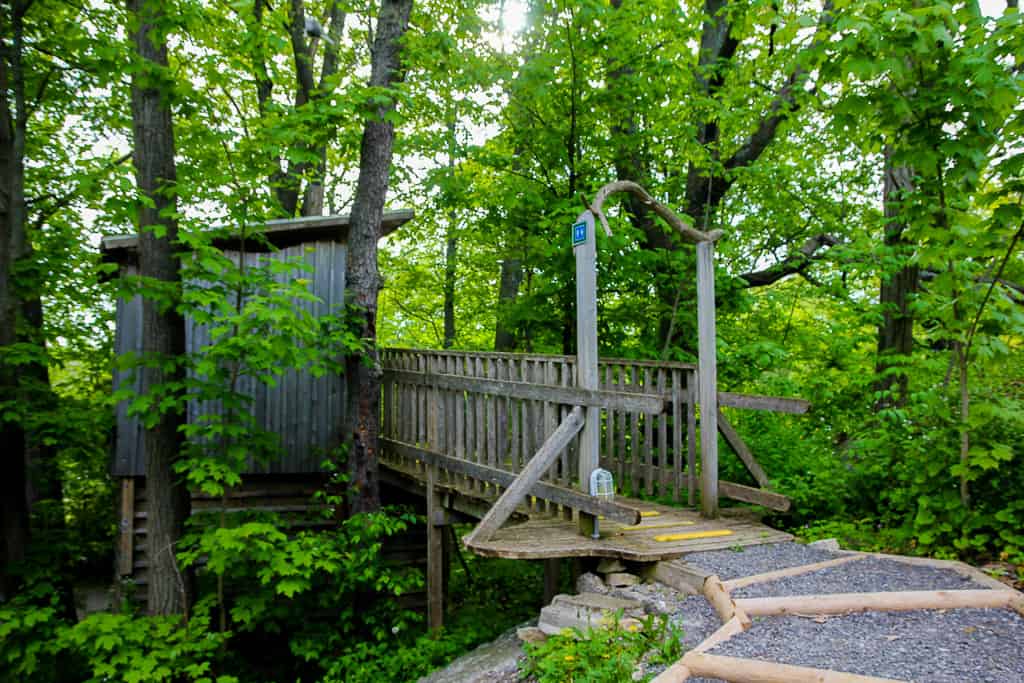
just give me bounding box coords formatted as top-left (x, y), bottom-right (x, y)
top-left (112, 241), bottom-right (347, 476)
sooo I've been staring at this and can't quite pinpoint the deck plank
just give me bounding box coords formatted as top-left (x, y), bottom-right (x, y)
top-left (382, 460), bottom-right (791, 562)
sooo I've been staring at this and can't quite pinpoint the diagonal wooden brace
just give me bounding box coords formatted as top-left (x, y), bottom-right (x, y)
top-left (464, 406), bottom-right (585, 546)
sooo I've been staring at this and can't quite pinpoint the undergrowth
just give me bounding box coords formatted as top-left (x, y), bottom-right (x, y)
top-left (520, 612), bottom-right (684, 683)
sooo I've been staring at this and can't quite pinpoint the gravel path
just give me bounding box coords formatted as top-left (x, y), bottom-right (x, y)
top-left (733, 556), bottom-right (990, 599)
top-left (682, 541), bottom-right (839, 580)
top-left (705, 608), bottom-right (1024, 682)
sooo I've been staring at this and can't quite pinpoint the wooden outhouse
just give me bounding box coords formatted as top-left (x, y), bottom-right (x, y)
top-left (101, 211), bottom-right (414, 589)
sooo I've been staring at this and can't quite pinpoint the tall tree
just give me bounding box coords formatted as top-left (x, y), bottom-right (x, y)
top-left (0, 0), bottom-right (34, 600)
top-left (344, 0), bottom-right (413, 513)
top-left (875, 150), bottom-right (917, 407)
top-left (0, 0), bottom-right (74, 612)
top-left (128, 0), bottom-right (192, 615)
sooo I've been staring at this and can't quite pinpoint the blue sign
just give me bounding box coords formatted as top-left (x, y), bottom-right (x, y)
top-left (572, 221), bottom-right (587, 246)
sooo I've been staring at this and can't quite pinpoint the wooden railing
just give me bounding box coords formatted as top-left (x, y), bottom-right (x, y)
top-left (380, 347), bottom-right (699, 506)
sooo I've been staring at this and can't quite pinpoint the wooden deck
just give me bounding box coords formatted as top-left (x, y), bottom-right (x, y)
top-left (382, 458), bottom-right (791, 562)
top-left (467, 499), bottom-right (792, 561)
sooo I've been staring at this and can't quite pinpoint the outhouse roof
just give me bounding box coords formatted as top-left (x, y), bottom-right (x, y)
top-left (100, 209), bottom-right (415, 264)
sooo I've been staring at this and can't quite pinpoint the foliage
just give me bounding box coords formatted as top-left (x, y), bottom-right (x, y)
top-left (521, 612), bottom-right (684, 683)
top-left (4, 0), bottom-right (1024, 681)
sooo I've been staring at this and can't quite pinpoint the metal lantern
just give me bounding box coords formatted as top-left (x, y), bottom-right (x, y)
top-left (590, 468), bottom-right (615, 501)
top-left (588, 468), bottom-right (614, 540)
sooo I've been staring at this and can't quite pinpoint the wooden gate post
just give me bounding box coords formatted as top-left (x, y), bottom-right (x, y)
top-left (573, 210), bottom-right (599, 535)
top-left (696, 240), bottom-right (719, 518)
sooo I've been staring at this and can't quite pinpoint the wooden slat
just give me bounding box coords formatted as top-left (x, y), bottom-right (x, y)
top-left (474, 357), bottom-right (485, 493)
top-left (671, 369), bottom-right (682, 503)
top-left (717, 409), bottom-right (770, 488)
top-left (719, 480), bottom-right (791, 511)
top-left (658, 368), bottom-right (668, 496)
top-left (615, 366), bottom-right (626, 489)
top-left (487, 359), bottom-right (497, 474)
top-left (630, 366), bottom-right (641, 498)
top-left (685, 369), bottom-right (697, 507)
top-left (384, 369), bottom-right (665, 414)
top-left (718, 391), bottom-right (809, 414)
top-left (644, 367), bottom-right (654, 497)
top-left (603, 365), bottom-right (614, 474)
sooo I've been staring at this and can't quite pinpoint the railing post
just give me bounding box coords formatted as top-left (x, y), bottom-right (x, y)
top-left (696, 240), bottom-right (719, 518)
top-left (574, 210), bottom-right (599, 535)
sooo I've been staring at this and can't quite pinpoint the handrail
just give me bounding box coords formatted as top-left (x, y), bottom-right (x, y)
top-left (381, 347), bottom-right (697, 371)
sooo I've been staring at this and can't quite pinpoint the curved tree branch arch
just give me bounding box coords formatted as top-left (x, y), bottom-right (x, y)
top-left (586, 180), bottom-right (723, 244)
top-left (579, 180), bottom-right (722, 516)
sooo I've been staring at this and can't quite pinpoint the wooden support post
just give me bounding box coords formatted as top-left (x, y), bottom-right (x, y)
top-left (574, 210), bottom-right (599, 536)
top-left (543, 558), bottom-right (561, 605)
top-left (426, 466), bottom-right (444, 633)
top-left (118, 478), bottom-right (135, 576)
top-left (696, 239), bottom-right (719, 518)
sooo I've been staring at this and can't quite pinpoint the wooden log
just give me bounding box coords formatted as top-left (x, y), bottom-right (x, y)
top-left (720, 480), bottom-right (791, 512)
top-left (717, 409), bottom-right (770, 488)
top-left (464, 407), bottom-right (587, 545)
top-left (718, 391), bottom-right (809, 414)
top-left (649, 661), bottom-right (691, 683)
top-left (118, 478), bottom-right (135, 576)
top-left (644, 559), bottom-right (710, 595)
top-left (704, 574), bottom-right (748, 626)
top-left (682, 653), bottom-right (904, 683)
top-left (692, 615), bottom-right (748, 654)
top-left (723, 555), bottom-right (866, 591)
top-left (696, 240), bottom-right (719, 518)
top-left (837, 550), bottom-right (1020, 593)
top-left (385, 369), bottom-right (664, 414)
top-left (382, 439), bottom-right (642, 526)
top-left (736, 589), bottom-right (1021, 617)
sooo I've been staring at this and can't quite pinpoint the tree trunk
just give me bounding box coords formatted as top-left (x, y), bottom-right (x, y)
top-left (494, 258), bottom-right (523, 351)
top-left (0, 1), bottom-right (31, 600)
top-left (128, 0), bottom-right (192, 616)
top-left (0, 2), bottom-right (70, 613)
top-left (343, 0), bottom-right (412, 514)
top-left (442, 118), bottom-right (457, 349)
top-left (443, 235), bottom-right (457, 348)
top-left (875, 150), bottom-right (917, 408)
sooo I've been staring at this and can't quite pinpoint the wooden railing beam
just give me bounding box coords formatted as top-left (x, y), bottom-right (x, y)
top-left (385, 369), bottom-right (664, 414)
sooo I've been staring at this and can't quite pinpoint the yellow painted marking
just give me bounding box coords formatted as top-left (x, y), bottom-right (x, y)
top-left (653, 529), bottom-right (735, 543)
top-left (620, 521), bottom-right (698, 533)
